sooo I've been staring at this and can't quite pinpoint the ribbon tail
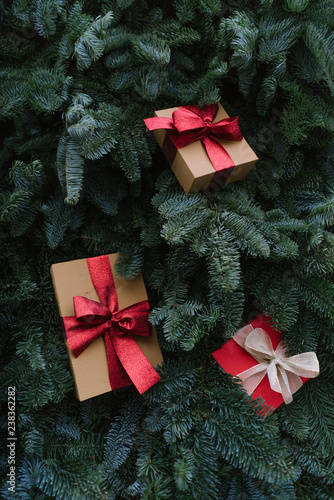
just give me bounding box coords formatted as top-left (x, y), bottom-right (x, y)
top-left (202, 136), bottom-right (235, 172)
top-left (237, 363), bottom-right (268, 395)
top-left (276, 366), bottom-right (294, 404)
top-left (112, 332), bottom-right (161, 394)
top-left (267, 362), bottom-right (297, 404)
top-left (286, 370), bottom-right (303, 398)
top-left (144, 116), bottom-right (176, 131)
top-left (104, 332), bottom-right (132, 390)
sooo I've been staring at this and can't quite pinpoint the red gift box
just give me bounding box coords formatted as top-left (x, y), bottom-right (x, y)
top-left (212, 315), bottom-right (319, 411)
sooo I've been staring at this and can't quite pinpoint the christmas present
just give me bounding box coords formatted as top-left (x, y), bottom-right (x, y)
top-left (144, 102), bottom-right (258, 193)
top-left (212, 314), bottom-right (319, 411)
top-left (51, 254), bottom-right (163, 401)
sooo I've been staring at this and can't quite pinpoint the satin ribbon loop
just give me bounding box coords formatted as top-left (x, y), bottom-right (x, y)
top-left (236, 326), bottom-right (320, 404)
top-left (144, 103), bottom-right (243, 173)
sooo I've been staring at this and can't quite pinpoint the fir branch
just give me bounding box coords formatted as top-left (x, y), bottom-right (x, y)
top-left (56, 136), bottom-right (85, 205)
top-left (132, 34), bottom-right (171, 67)
top-left (73, 11), bottom-right (113, 70)
top-left (305, 24), bottom-right (334, 81)
top-left (34, 0), bottom-right (65, 39)
top-left (104, 396), bottom-right (144, 475)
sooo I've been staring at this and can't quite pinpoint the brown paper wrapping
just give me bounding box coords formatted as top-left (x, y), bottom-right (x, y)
top-left (152, 102), bottom-right (258, 193)
top-left (50, 254), bottom-right (163, 401)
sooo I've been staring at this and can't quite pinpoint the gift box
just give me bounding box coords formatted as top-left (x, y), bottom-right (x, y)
top-left (144, 102), bottom-right (258, 194)
top-left (212, 314), bottom-right (319, 411)
top-left (51, 254), bottom-right (163, 401)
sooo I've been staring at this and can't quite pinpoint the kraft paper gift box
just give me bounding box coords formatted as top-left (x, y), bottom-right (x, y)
top-left (144, 102), bottom-right (258, 194)
top-left (51, 254), bottom-right (163, 401)
top-left (212, 314), bottom-right (319, 411)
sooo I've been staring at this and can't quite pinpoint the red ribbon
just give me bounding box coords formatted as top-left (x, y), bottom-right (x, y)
top-left (144, 104), bottom-right (243, 172)
top-left (62, 255), bottom-right (161, 394)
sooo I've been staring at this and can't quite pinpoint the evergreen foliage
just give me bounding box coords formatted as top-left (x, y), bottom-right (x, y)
top-left (0, 0), bottom-right (333, 498)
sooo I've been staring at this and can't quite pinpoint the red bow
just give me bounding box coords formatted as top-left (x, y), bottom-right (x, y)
top-left (62, 255), bottom-right (161, 394)
top-left (144, 104), bottom-right (243, 172)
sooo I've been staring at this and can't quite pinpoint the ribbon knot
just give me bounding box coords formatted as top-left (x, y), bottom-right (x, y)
top-left (144, 103), bottom-right (243, 173)
top-left (235, 326), bottom-right (320, 404)
top-left (62, 255), bottom-right (161, 394)
top-left (73, 295), bottom-right (138, 335)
